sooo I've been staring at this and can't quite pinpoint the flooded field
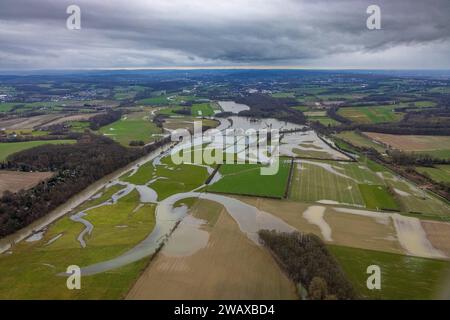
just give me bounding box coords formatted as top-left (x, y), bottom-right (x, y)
top-left (218, 101), bottom-right (250, 114)
top-left (1, 113), bottom-right (449, 300)
top-left (127, 199), bottom-right (297, 300)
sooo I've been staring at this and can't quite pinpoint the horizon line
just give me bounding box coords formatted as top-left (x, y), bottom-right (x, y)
top-left (1, 66), bottom-right (450, 72)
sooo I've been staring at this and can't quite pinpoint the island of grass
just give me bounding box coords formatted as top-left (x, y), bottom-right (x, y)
top-left (0, 140), bottom-right (76, 161)
top-left (206, 160), bottom-right (292, 198)
top-left (122, 155), bottom-right (209, 201)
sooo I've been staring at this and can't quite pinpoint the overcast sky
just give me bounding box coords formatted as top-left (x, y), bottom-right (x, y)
top-left (0, 0), bottom-right (449, 70)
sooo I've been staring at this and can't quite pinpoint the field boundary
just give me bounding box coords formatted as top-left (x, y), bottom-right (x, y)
top-left (284, 157), bottom-right (294, 199)
top-left (318, 134), bottom-right (357, 162)
top-left (206, 190), bottom-right (284, 200)
top-left (205, 164), bottom-right (221, 185)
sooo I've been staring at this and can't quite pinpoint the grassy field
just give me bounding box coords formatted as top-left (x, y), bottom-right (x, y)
top-left (289, 159), bottom-right (449, 216)
top-left (379, 171), bottom-right (450, 217)
top-left (123, 155), bottom-right (209, 200)
top-left (69, 121), bottom-right (90, 132)
top-left (0, 140), bottom-right (76, 161)
top-left (365, 132), bottom-right (450, 159)
top-left (335, 131), bottom-right (386, 153)
top-left (289, 160), bottom-right (386, 207)
top-left (416, 165), bottom-right (450, 184)
top-left (207, 160), bottom-right (292, 198)
top-left (191, 103), bottom-right (214, 116)
top-left (163, 117), bottom-right (218, 132)
top-left (330, 245), bottom-right (450, 299)
top-left (338, 105), bottom-right (403, 124)
top-left (0, 189), bottom-right (156, 299)
top-left (157, 106), bottom-right (184, 116)
top-left (358, 184), bottom-right (399, 211)
top-left (136, 95), bottom-right (169, 106)
top-left (0, 103), bottom-right (20, 112)
top-left (99, 114), bottom-right (162, 146)
top-left (307, 115), bottom-right (340, 126)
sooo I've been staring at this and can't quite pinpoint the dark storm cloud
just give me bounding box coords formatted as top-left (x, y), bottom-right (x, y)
top-left (0, 0), bottom-right (449, 69)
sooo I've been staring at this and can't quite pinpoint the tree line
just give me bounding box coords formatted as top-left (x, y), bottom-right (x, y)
top-left (258, 230), bottom-right (357, 300)
top-left (0, 133), bottom-right (171, 237)
top-left (235, 94), bottom-right (306, 124)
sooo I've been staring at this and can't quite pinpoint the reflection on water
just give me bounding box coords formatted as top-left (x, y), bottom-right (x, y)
top-left (161, 215), bottom-right (209, 257)
top-left (77, 191), bottom-right (296, 275)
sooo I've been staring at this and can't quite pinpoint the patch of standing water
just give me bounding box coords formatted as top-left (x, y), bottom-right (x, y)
top-left (135, 185), bottom-right (158, 203)
top-left (161, 215), bottom-right (209, 257)
top-left (70, 212), bottom-right (93, 248)
top-left (45, 233), bottom-right (63, 246)
top-left (333, 207), bottom-right (445, 259)
top-left (218, 101), bottom-right (250, 114)
top-left (75, 192), bottom-right (296, 275)
top-left (302, 206), bottom-right (333, 241)
top-left (25, 230), bottom-right (45, 242)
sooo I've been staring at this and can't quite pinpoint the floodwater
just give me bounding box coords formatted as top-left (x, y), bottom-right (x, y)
top-left (280, 131), bottom-right (349, 160)
top-left (334, 207), bottom-right (445, 259)
top-left (302, 206), bottom-right (332, 241)
top-left (218, 101), bottom-right (250, 113)
top-left (161, 215), bottom-right (209, 257)
top-left (0, 143), bottom-right (175, 254)
top-left (77, 191), bottom-right (296, 275)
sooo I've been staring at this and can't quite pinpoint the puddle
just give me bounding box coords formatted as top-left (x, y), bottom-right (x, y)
top-left (25, 230), bottom-right (45, 242)
top-left (45, 233), bottom-right (63, 246)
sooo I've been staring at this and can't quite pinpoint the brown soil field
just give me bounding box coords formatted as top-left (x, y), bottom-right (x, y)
top-left (0, 170), bottom-right (54, 194)
top-left (126, 199), bottom-right (297, 300)
top-left (0, 114), bottom-right (63, 130)
top-left (364, 132), bottom-right (450, 151)
top-left (42, 113), bottom-right (100, 127)
top-left (234, 196), bottom-right (405, 255)
top-left (422, 220), bottom-right (450, 257)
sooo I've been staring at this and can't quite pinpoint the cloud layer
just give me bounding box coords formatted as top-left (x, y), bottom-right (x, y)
top-left (0, 0), bottom-right (449, 69)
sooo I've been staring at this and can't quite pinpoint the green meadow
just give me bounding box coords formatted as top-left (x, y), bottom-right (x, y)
top-left (207, 160), bottom-right (291, 198)
top-left (99, 115), bottom-right (162, 146)
top-left (0, 140), bottom-right (76, 161)
top-left (0, 189), bottom-right (156, 299)
top-left (338, 105), bottom-right (403, 124)
top-left (330, 245), bottom-right (450, 300)
top-left (191, 103), bottom-right (214, 116)
top-left (123, 156), bottom-right (209, 201)
top-left (416, 165), bottom-right (450, 184)
top-left (358, 184), bottom-right (399, 211)
top-left (335, 131), bottom-right (386, 153)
